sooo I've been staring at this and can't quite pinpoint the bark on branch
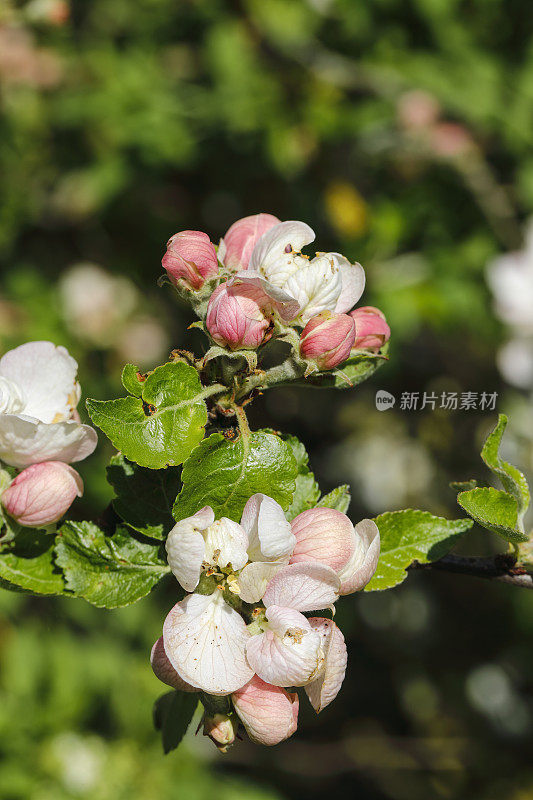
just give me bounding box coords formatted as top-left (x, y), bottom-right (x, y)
top-left (410, 554), bottom-right (533, 589)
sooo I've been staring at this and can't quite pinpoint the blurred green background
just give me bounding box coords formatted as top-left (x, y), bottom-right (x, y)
top-left (2, 0), bottom-right (533, 797)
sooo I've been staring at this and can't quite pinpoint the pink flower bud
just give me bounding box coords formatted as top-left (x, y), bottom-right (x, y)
top-left (202, 713), bottom-right (238, 751)
top-left (232, 676), bottom-right (299, 746)
top-left (2, 461), bottom-right (83, 527)
top-left (206, 283), bottom-right (270, 350)
top-left (350, 306), bottom-right (391, 352)
top-left (162, 230), bottom-right (218, 290)
top-left (290, 509), bottom-right (380, 595)
top-left (300, 311), bottom-right (355, 369)
top-left (220, 213), bottom-right (280, 270)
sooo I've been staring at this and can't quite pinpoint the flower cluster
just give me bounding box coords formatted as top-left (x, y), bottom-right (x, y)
top-left (151, 494), bottom-right (380, 748)
top-left (0, 341), bottom-right (96, 528)
top-left (162, 214), bottom-right (390, 370)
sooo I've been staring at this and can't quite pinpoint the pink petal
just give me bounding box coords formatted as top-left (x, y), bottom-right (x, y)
top-left (150, 636), bottom-right (198, 692)
top-left (232, 675), bottom-right (299, 746)
top-left (263, 562), bottom-right (340, 612)
top-left (245, 605), bottom-right (323, 687)
top-left (290, 507), bottom-right (355, 572)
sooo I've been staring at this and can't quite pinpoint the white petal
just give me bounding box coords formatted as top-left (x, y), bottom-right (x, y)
top-left (0, 415), bottom-right (97, 468)
top-left (249, 220), bottom-right (315, 279)
top-left (283, 254), bottom-right (343, 323)
top-left (231, 272), bottom-right (300, 321)
top-left (241, 493), bottom-right (295, 563)
top-left (166, 525), bottom-right (206, 593)
top-left (150, 636), bottom-right (198, 692)
top-left (0, 341), bottom-right (80, 423)
top-left (263, 562), bottom-right (340, 612)
top-left (217, 237), bottom-right (227, 264)
top-left (333, 255), bottom-right (366, 313)
top-left (238, 561), bottom-right (284, 604)
top-left (0, 377), bottom-right (26, 414)
top-left (163, 591), bottom-right (254, 695)
top-left (304, 618), bottom-right (347, 713)
top-left (203, 517), bottom-right (248, 571)
top-left (338, 519), bottom-right (380, 595)
top-left (245, 605), bottom-right (323, 687)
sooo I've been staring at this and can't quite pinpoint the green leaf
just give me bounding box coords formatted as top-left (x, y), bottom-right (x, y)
top-left (173, 430), bottom-right (297, 523)
top-left (283, 435), bottom-right (320, 521)
top-left (457, 486), bottom-right (528, 544)
top-left (55, 521), bottom-right (169, 608)
top-left (317, 485), bottom-right (351, 514)
top-left (0, 529), bottom-right (65, 595)
top-left (86, 362), bottom-right (210, 469)
top-left (203, 346), bottom-right (257, 372)
top-left (305, 345), bottom-right (389, 390)
top-left (107, 454), bottom-right (180, 540)
top-left (121, 363), bottom-right (145, 397)
top-left (366, 509), bottom-right (473, 591)
top-left (153, 691), bottom-right (199, 755)
top-left (481, 414), bottom-right (530, 518)
top-left (450, 479), bottom-right (478, 492)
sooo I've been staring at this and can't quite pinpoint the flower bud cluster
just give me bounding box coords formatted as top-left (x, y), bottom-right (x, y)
top-left (151, 494), bottom-right (380, 748)
top-left (161, 214), bottom-right (390, 370)
top-left (0, 341), bottom-right (97, 529)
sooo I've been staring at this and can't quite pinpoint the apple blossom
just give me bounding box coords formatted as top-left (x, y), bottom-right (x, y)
top-left (206, 283), bottom-right (271, 350)
top-left (150, 634), bottom-right (300, 747)
top-left (1, 461), bottom-right (83, 527)
top-left (300, 311), bottom-right (356, 369)
top-left (0, 341), bottom-right (97, 468)
top-left (232, 676), bottom-right (299, 746)
top-left (162, 230), bottom-right (219, 290)
top-left (290, 508), bottom-right (380, 595)
top-left (350, 306), bottom-right (391, 352)
top-left (162, 494), bottom-right (343, 695)
top-left (233, 219), bottom-right (365, 324)
top-left (219, 213), bottom-right (280, 270)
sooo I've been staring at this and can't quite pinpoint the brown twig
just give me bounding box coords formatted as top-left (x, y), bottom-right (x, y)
top-left (410, 554), bottom-right (533, 589)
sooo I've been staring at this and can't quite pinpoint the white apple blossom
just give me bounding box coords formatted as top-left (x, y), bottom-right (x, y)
top-left (486, 222), bottom-right (533, 388)
top-left (0, 341), bottom-right (97, 468)
top-left (163, 493), bottom-right (342, 695)
top-left (232, 220), bottom-right (365, 324)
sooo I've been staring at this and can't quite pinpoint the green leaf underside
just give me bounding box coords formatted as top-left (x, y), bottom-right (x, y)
top-left (86, 362), bottom-right (209, 469)
top-left (305, 344), bottom-right (389, 390)
top-left (153, 691), bottom-right (199, 755)
top-left (121, 363), bottom-right (145, 397)
top-left (481, 414), bottom-right (530, 517)
top-left (457, 487), bottom-right (528, 544)
top-left (0, 529), bottom-right (65, 595)
top-left (317, 485), bottom-right (351, 514)
top-left (107, 454), bottom-right (181, 540)
top-left (283, 435), bottom-right (320, 521)
top-left (366, 509), bottom-right (473, 591)
top-left (55, 522), bottom-right (169, 608)
top-left (173, 431), bottom-right (298, 523)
